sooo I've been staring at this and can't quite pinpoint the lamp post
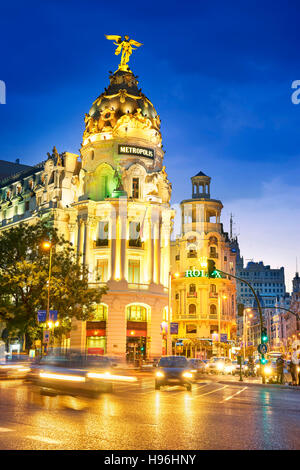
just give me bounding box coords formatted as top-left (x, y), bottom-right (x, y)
top-left (41, 240), bottom-right (53, 352)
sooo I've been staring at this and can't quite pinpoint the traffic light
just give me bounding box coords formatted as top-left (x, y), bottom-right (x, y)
top-left (237, 303), bottom-right (244, 317)
top-left (207, 259), bottom-right (217, 277)
top-left (260, 356), bottom-right (268, 365)
top-left (261, 327), bottom-right (268, 343)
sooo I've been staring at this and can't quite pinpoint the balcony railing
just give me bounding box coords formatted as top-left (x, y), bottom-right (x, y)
top-left (187, 252), bottom-right (197, 258)
top-left (94, 239), bottom-right (109, 247)
top-left (174, 313), bottom-right (198, 320)
top-left (187, 292), bottom-right (197, 298)
top-left (209, 292), bottom-right (218, 298)
top-left (209, 252), bottom-right (218, 259)
top-left (209, 314), bottom-right (218, 320)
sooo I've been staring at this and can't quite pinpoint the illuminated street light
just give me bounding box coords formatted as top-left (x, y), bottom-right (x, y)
top-left (41, 240), bottom-right (53, 352)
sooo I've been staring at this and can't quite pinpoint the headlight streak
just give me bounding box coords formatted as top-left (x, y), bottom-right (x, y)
top-left (87, 372), bottom-right (137, 382)
top-left (39, 372), bottom-right (86, 382)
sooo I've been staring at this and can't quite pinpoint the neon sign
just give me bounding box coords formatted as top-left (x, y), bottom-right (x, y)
top-left (185, 269), bottom-right (222, 278)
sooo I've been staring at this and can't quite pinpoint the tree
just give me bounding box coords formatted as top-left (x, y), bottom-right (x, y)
top-left (0, 220), bottom-right (107, 349)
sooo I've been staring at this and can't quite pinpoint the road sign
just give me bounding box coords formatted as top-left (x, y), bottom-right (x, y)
top-left (258, 343), bottom-right (268, 354)
top-left (43, 330), bottom-right (50, 343)
top-left (37, 310), bottom-right (58, 322)
top-left (220, 333), bottom-right (228, 343)
top-left (37, 310), bottom-right (47, 322)
top-left (49, 310), bottom-right (58, 321)
top-left (170, 323), bottom-right (178, 335)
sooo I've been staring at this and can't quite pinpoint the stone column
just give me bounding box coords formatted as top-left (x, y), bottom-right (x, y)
top-left (106, 297), bottom-right (127, 358)
top-left (119, 198), bottom-right (127, 281)
top-left (149, 300), bottom-right (163, 360)
top-left (110, 203), bottom-right (117, 281)
top-left (70, 319), bottom-right (86, 352)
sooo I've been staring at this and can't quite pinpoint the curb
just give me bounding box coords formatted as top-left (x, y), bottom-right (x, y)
top-left (217, 379), bottom-right (300, 391)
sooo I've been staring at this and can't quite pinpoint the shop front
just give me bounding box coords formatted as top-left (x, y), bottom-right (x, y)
top-left (126, 304), bottom-right (148, 364)
top-left (86, 321), bottom-right (106, 355)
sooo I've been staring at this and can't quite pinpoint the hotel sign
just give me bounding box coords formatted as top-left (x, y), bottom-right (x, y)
top-left (118, 144), bottom-right (155, 159)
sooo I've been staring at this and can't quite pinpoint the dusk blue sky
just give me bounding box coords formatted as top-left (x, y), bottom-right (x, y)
top-left (0, 0), bottom-right (299, 290)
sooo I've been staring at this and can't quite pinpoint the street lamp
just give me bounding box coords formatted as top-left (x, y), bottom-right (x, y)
top-left (41, 240), bottom-right (53, 351)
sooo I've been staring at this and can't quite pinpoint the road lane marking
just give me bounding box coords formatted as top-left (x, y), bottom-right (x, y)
top-left (0, 427), bottom-right (12, 432)
top-left (25, 436), bottom-right (60, 445)
top-left (195, 385), bottom-right (228, 397)
top-left (220, 386), bottom-right (248, 403)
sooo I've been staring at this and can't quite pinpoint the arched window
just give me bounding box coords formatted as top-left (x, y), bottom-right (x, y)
top-left (209, 246), bottom-right (217, 258)
top-left (189, 304), bottom-right (196, 315)
top-left (189, 284), bottom-right (196, 294)
top-left (93, 304), bottom-right (108, 321)
top-left (127, 305), bottom-right (147, 322)
top-left (210, 304), bottom-right (217, 316)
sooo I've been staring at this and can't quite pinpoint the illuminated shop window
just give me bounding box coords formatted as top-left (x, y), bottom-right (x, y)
top-left (128, 259), bottom-right (140, 283)
top-left (186, 324), bottom-right (197, 334)
top-left (86, 336), bottom-right (106, 355)
top-left (93, 304), bottom-right (108, 321)
top-left (96, 259), bottom-right (108, 282)
top-left (127, 305), bottom-right (147, 321)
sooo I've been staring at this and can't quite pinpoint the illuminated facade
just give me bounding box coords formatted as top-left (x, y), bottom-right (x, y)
top-left (170, 172), bottom-right (236, 357)
top-left (0, 65), bottom-right (173, 361)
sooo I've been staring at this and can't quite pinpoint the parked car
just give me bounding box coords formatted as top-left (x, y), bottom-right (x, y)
top-left (188, 358), bottom-right (205, 378)
top-left (155, 356), bottom-right (193, 391)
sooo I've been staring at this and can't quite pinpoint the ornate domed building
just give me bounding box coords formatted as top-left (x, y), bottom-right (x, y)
top-left (0, 42), bottom-right (174, 361)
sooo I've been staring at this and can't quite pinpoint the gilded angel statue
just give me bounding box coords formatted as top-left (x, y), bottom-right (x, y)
top-left (105, 35), bottom-right (143, 71)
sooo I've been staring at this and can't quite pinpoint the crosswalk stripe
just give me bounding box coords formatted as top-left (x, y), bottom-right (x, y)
top-left (195, 385), bottom-right (228, 398)
top-left (220, 386), bottom-right (248, 403)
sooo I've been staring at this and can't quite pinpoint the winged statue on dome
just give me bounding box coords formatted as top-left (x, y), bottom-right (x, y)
top-left (105, 35), bottom-right (143, 71)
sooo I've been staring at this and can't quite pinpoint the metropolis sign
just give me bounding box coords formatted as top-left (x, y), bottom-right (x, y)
top-left (118, 144), bottom-right (155, 159)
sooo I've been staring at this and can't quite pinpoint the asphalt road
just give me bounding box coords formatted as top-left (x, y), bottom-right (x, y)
top-left (0, 375), bottom-right (299, 450)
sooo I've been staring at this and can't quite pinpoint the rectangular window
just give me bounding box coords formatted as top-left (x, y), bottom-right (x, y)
top-left (96, 259), bottom-right (108, 282)
top-left (132, 178), bottom-right (139, 198)
top-left (129, 221), bottom-right (141, 247)
top-left (25, 201), bottom-right (30, 211)
top-left (96, 221), bottom-right (109, 246)
top-left (128, 259), bottom-right (140, 283)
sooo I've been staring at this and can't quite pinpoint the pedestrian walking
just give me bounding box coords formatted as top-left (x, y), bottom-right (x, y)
top-left (276, 355), bottom-right (285, 384)
top-left (290, 348), bottom-right (299, 386)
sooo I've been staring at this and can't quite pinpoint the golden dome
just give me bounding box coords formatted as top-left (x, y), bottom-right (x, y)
top-left (83, 70), bottom-right (162, 146)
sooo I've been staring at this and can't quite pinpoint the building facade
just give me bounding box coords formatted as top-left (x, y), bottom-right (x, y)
top-left (170, 172), bottom-right (236, 358)
top-left (0, 66), bottom-right (174, 361)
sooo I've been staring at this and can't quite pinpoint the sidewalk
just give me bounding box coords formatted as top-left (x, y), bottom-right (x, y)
top-left (215, 374), bottom-right (300, 390)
